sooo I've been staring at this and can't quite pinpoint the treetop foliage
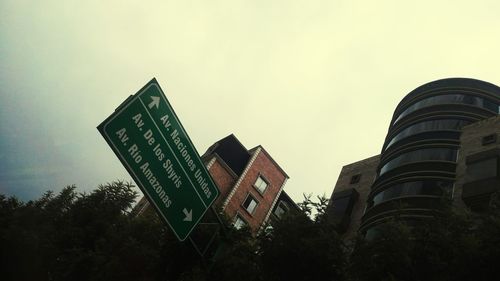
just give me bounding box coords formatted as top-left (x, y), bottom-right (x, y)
top-left (2, 183), bottom-right (500, 281)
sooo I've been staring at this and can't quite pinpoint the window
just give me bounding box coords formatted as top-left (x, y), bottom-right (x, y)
top-left (329, 189), bottom-right (359, 233)
top-left (254, 175), bottom-right (269, 194)
top-left (233, 214), bottom-right (247, 229)
top-left (242, 194), bottom-right (258, 215)
top-left (331, 196), bottom-right (351, 216)
top-left (350, 174), bottom-right (362, 184)
top-left (274, 201), bottom-right (289, 219)
top-left (369, 180), bottom-right (453, 208)
top-left (393, 94), bottom-right (500, 124)
top-left (385, 119), bottom-right (471, 150)
top-left (466, 158), bottom-right (498, 182)
top-left (379, 148), bottom-right (457, 176)
top-left (482, 134), bottom-right (497, 146)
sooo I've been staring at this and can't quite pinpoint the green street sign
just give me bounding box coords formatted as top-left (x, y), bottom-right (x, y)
top-left (98, 78), bottom-right (219, 241)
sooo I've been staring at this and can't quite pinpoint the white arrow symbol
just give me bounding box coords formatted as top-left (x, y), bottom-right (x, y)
top-left (183, 208), bottom-right (192, 222)
top-left (148, 96), bottom-right (160, 109)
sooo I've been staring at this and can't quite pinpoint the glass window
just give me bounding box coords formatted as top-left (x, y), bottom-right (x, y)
top-left (370, 180), bottom-right (453, 207)
top-left (385, 119), bottom-right (471, 150)
top-left (365, 224), bottom-right (383, 241)
top-left (350, 174), bottom-right (362, 184)
top-left (242, 194), bottom-right (258, 214)
top-left (274, 201), bottom-right (289, 218)
top-left (254, 175), bottom-right (268, 194)
top-left (393, 94), bottom-right (499, 124)
top-left (379, 148), bottom-right (457, 176)
top-left (331, 196), bottom-right (351, 216)
top-left (483, 100), bottom-right (500, 113)
top-left (482, 134), bottom-right (497, 146)
top-left (466, 158), bottom-right (498, 182)
top-left (233, 215), bottom-right (247, 229)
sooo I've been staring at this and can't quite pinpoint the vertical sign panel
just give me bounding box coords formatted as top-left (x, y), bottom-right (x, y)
top-left (98, 79), bottom-right (219, 241)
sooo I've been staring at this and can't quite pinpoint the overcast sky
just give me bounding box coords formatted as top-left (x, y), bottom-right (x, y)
top-left (1, 0), bottom-right (500, 203)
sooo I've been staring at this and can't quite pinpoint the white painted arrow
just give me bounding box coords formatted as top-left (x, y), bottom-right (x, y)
top-left (183, 208), bottom-right (193, 222)
top-left (148, 96), bottom-right (160, 109)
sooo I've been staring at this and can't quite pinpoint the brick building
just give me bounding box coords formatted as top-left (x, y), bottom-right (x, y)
top-left (136, 134), bottom-right (294, 234)
top-left (327, 78), bottom-right (500, 239)
top-left (201, 134), bottom-right (291, 232)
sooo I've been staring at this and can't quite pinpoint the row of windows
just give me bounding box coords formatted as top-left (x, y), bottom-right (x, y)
top-left (243, 175), bottom-right (269, 215)
top-left (234, 194), bottom-right (259, 229)
top-left (364, 219), bottom-right (422, 241)
top-left (393, 94), bottom-right (500, 124)
top-left (368, 180), bottom-right (453, 208)
top-left (234, 199), bottom-right (291, 229)
top-left (385, 119), bottom-right (471, 150)
top-left (379, 148), bottom-right (458, 176)
top-left (233, 175), bottom-right (274, 229)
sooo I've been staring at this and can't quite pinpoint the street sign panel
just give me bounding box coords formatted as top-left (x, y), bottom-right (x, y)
top-left (98, 78), bottom-right (220, 241)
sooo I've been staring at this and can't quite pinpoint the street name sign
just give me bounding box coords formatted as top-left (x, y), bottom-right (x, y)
top-left (98, 78), bottom-right (219, 241)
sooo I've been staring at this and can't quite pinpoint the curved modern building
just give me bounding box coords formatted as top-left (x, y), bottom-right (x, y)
top-left (361, 78), bottom-right (500, 234)
top-left (328, 78), bottom-right (500, 239)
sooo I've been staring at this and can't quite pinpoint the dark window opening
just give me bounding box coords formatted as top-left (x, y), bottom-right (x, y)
top-left (463, 155), bottom-right (500, 210)
top-left (482, 134), bottom-right (497, 146)
top-left (379, 148), bottom-right (457, 176)
top-left (393, 94), bottom-right (500, 124)
top-left (253, 175), bottom-right (269, 194)
top-left (350, 174), bottom-right (362, 184)
top-left (274, 201), bottom-right (289, 219)
top-left (328, 189), bottom-right (359, 233)
top-left (233, 214), bottom-right (247, 229)
top-left (466, 157), bottom-right (498, 182)
top-left (368, 180), bottom-right (453, 208)
top-left (242, 194), bottom-right (258, 215)
top-left (385, 119), bottom-right (471, 150)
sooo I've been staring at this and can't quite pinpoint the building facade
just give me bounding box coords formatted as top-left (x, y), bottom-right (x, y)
top-left (328, 78), bottom-right (500, 239)
top-left (137, 134), bottom-right (293, 234)
top-left (455, 115), bottom-right (500, 210)
top-left (327, 155), bottom-right (379, 240)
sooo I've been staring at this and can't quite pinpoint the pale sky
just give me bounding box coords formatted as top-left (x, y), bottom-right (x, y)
top-left (1, 0), bottom-right (500, 202)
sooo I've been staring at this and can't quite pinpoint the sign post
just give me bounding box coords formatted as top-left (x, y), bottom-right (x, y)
top-left (98, 78), bottom-right (219, 241)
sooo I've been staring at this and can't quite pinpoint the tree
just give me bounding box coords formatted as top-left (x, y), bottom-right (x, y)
top-left (205, 226), bottom-right (262, 281)
top-left (0, 181), bottom-right (175, 281)
top-left (0, 187), bottom-right (351, 281)
top-left (349, 196), bottom-right (500, 281)
top-left (259, 195), bottom-right (347, 281)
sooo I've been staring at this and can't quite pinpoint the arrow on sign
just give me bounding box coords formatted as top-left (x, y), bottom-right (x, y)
top-left (148, 96), bottom-right (160, 109)
top-left (183, 208), bottom-right (193, 222)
